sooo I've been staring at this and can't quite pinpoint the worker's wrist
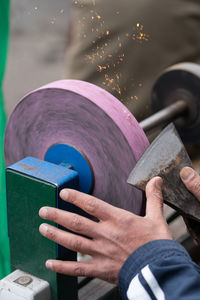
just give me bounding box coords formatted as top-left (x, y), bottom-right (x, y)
top-left (118, 239), bottom-right (191, 298)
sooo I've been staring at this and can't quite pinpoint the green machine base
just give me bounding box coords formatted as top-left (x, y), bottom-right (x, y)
top-left (6, 157), bottom-right (80, 300)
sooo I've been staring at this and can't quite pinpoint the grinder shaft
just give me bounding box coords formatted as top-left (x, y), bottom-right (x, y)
top-left (139, 100), bottom-right (188, 132)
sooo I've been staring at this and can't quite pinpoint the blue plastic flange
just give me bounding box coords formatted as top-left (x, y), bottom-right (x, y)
top-left (44, 144), bottom-right (93, 194)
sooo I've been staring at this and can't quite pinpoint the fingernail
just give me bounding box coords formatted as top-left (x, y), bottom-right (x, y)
top-left (46, 260), bottom-right (53, 269)
top-left (39, 208), bottom-right (48, 219)
top-left (180, 167), bottom-right (194, 182)
top-left (39, 223), bottom-right (48, 236)
top-left (60, 189), bottom-right (69, 199)
top-left (155, 177), bottom-right (163, 189)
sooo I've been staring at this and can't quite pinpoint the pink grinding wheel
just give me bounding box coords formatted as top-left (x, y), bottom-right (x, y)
top-left (4, 80), bottom-right (149, 215)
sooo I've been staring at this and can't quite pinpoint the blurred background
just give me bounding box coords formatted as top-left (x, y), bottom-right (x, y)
top-left (4, 0), bottom-right (71, 116)
top-left (1, 0), bottom-right (200, 290)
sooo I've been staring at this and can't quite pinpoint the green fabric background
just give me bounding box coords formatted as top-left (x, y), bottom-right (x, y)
top-left (0, 0), bottom-right (10, 277)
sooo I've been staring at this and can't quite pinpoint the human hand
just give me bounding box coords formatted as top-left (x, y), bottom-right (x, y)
top-left (180, 167), bottom-right (200, 199)
top-left (180, 166), bottom-right (200, 244)
top-left (39, 177), bottom-right (172, 284)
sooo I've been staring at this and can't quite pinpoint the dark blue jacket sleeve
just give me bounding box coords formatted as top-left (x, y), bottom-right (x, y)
top-left (118, 239), bottom-right (200, 300)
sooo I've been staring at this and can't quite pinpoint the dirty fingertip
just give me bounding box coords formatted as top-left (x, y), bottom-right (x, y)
top-left (46, 260), bottom-right (54, 270)
top-left (60, 189), bottom-right (69, 199)
top-left (147, 176), bottom-right (163, 188)
top-left (154, 177), bottom-right (163, 189)
top-left (39, 207), bottom-right (48, 218)
top-left (180, 167), bottom-right (194, 182)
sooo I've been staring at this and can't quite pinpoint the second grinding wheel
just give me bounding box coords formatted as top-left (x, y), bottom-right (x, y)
top-left (4, 80), bottom-right (149, 215)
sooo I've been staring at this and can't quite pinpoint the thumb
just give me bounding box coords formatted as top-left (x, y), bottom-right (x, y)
top-left (145, 177), bottom-right (164, 219)
top-left (180, 167), bottom-right (200, 200)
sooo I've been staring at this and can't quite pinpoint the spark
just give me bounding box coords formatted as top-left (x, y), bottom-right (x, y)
top-left (82, 10), bottom-right (148, 105)
top-left (105, 74), bottom-right (114, 84)
top-left (103, 73), bottom-right (122, 96)
top-left (115, 74), bottom-right (120, 81)
top-left (85, 53), bottom-right (96, 64)
top-left (132, 23), bottom-right (149, 41)
top-left (131, 96), bottom-right (138, 100)
top-left (118, 56), bottom-right (124, 62)
top-left (97, 65), bottom-right (107, 72)
top-left (34, 6), bottom-right (38, 10)
top-left (114, 85), bottom-right (122, 95)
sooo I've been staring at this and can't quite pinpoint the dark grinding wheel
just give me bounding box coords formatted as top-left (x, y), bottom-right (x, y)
top-left (152, 63), bottom-right (200, 144)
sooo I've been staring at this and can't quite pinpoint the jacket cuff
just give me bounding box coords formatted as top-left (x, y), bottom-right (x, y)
top-left (118, 239), bottom-right (191, 299)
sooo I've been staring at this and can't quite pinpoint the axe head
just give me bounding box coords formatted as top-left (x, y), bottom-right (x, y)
top-left (127, 123), bottom-right (200, 224)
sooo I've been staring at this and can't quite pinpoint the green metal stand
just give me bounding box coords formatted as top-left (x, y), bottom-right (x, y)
top-left (7, 157), bottom-right (79, 299)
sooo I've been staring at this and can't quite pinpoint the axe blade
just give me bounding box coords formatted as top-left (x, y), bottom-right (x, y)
top-left (127, 123), bottom-right (200, 223)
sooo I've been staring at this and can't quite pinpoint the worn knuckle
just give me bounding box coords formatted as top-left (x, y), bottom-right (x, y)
top-left (71, 238), bottom-right (82, 252)
top-left (192, 180), bottom-right (200, 195)
top-left (85, 198), bottom-right (96, 214)
top-left (122, 212), bottom-right (135, 224)
top-left (74, 265), bottom-right (86, 276)
top-left (47, 229), bottom-right (56, 241)
top-left (109, 231), bottom-right (121, 243)
top-left (71, 214), bottom-right (82, 231)
top-left (114, 210), bottom-right (125, 222)
top-left (152, 191), bottom-right (163, 201)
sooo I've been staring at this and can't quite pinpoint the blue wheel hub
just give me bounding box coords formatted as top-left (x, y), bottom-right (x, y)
top-left (45, 144), bottom-right (93, 194)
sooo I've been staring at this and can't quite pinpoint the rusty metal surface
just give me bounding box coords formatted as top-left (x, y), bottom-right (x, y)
top-left (128, 123), bottom-right (200, 242)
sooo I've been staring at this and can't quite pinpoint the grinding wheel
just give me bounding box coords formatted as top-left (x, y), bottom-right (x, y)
top-left (4, 80), bottom-right (149, 215)
top-left (152, 63), bottom-right (200, 144)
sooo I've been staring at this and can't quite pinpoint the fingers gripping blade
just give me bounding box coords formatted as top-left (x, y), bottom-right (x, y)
top-left (127, 123), bottom-right (200, 222)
